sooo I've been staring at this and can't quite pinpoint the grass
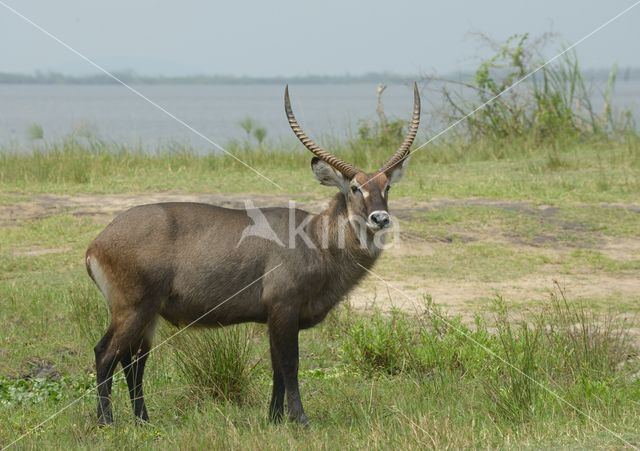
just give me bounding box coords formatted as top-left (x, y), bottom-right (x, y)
top-left (170, 325), bottom-right (259, 403)
top-left (1, 134), bottom-right (639, 204)
top-left (1, 277), bottom-right (639, 448)
top-left (385, 242), bottom-right (552, 283)
top-left (0, 192), bottom-right (637, 449)
top-left (3, 210), bottom-right (638, 448)
top-left (1, 38), bottom-right (640, 446)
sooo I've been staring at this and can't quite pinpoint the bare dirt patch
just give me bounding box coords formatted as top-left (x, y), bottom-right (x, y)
top-left (0, 193), bottom-right (314, 226)
top-left (351, 270), bottom-right (640, 318)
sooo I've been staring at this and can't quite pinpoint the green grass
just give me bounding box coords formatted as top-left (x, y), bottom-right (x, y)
top-left (1, 136), bottom-right (639, 204)
top-left (1, 280), bottom-right (639, 449)
top-left (170, 325), bottom-right (259, 403)
top-left (565, 249), bottom-right (640, 273)
top-left (0, 132), bottom-right (639, 448)
top-left (385, 242), bottom-right (552, 283)
top-left (404, 204), bottom-right (613, 246)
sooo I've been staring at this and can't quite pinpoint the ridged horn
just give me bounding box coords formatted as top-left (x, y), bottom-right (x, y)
top-left (285, 85), bottom-right (359, 179)
top-left (380, 82), bottom-right (421, 174)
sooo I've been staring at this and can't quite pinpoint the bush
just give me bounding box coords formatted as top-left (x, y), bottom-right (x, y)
top-left (436, 33), bottom-right (634, 148)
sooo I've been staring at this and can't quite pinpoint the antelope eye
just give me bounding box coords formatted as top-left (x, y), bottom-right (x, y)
top-left (351, 185), bottom-right (360, 194)
top-left (385, 185), bottom-right (391, 192)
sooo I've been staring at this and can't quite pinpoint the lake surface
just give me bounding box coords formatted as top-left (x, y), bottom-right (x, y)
top-left (1, 82), bottom-right (639, 152)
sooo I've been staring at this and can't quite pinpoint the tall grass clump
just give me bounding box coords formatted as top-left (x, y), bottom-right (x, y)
top-left (484, 290), bottom-right (637, 422)
top-left (436, 33), bottom-right (635, 153)
top-left (541, 284), bottom-right (636, 379)
top-left (415, 311), bottom-right (496, 377)
top-left (342, 309), bottom-right (415, 375)
top-left (341, 289), bottom-right (638, 424)
top-left (170, 325), bottom-right (258, 403)
top-left (483, 300), bottom-right (545, 422)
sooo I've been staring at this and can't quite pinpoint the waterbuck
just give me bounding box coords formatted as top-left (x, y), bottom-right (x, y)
top-left (85, 83), bottom-right (420, 426)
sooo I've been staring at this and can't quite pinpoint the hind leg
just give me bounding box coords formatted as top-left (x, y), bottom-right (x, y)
top-left (120, 331), bottom-right (153, 422)
top-left (94, 310), bottom-right (155, 425)
top-left (95, 328), bottom-right (118, 425)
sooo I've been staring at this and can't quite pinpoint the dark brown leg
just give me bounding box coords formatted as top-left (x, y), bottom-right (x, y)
top-left (268, 309), bottom-right (309, 426)
top-left (94, 328), bottom-right (118, 425)
top-left (268, 334), bottom-right (285, 422)
top-left (120, 337), bottom-right (151, 422)
top-left (94, 309), bottom-right (155, 425)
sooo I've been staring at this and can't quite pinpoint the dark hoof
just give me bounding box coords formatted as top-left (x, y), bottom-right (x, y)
top-left (97, 419), bottom-right (113, 427)
top-left (290, 414), bottom-right (310, 428)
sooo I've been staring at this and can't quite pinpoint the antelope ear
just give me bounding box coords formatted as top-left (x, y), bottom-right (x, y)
top-left (387, 156), bottom-right (411, 184)
top-left (311, 157), bottom-right (349, 192)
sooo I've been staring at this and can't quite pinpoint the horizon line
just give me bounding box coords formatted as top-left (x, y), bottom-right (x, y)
top-left (2, 66), bottom-right (639, 85)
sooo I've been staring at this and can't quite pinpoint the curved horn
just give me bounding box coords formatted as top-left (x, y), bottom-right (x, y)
top-left (285, 85), bottom-right (358, 179)
top-left (380, 82), bottom-right (421, 174)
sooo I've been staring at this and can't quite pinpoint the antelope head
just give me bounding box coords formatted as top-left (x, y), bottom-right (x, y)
top-left (285, 83), bottom-right (420, 233)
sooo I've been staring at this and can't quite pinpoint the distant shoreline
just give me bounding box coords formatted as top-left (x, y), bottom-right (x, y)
top-left (0, 72), bottom-right (415, 85)
top-left (2, 68), bottom-right (640, 85)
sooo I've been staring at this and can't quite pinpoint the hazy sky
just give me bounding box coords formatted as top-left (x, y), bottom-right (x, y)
top-left (1, 1), bottom-right (639, 76)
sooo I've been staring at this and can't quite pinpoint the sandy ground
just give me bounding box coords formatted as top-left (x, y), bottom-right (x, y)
top-left (2, 193), bottom-right (639, 317)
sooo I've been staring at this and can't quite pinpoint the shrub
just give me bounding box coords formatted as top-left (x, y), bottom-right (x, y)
top-left (436, 33), bottom-right (634, 147)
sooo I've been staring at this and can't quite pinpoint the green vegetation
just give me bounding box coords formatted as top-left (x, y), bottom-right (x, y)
top-left (0, 137), bottom-right (637, 446)
top-left (342, 294), bottom-right (637, 425)
top-left (1, 135), bottom-right (638, 204)
top-left (26, 123), bottom-right (44, 141)
top-left (1, 35), bottom-right (639, 448)
top-left (238, 117), bottom-right (268, 147)
top-left (171, 326), bottom-right (258, 403)
top-left (1, 270), bottom-right (638, 448)
top-left (439, 33), bottom-right (636, 145)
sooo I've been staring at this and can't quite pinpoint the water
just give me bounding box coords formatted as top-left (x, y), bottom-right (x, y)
top-left (1, 81), bottom-right (639, 152)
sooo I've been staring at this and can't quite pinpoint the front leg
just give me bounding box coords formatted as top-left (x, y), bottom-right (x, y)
top-left (267, 306), bottom-right (309, 426)
top-left (268, 335), bottom-right (285, 422)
